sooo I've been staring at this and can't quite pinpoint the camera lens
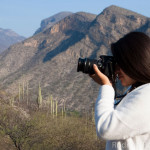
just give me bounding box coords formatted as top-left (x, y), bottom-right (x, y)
top-left (77, 58), bottom-right (85, 72)
top-left (77, 58), bottom-right (84, 72)
top-left (77, 58), bottom-right (97, 74)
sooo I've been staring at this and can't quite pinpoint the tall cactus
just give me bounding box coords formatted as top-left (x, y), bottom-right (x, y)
top-left (64, 101), bottom-right (66, 112)
top-left (10, 96), bottom-right (14, 106)
top-left (26, 81), bottom-right (29, 106)
top-left (64, 101), bottom-right (66, 118)
top-left (53, 100), bottom-right (55, 118)
top-left (91, 107), bottom-right (95, 123)
top-left (47, 95), bottom-right (50, 108)
top-left (22, 81), bottom-right (25, 100)
top-left (56, 101), bottom-right (58, 117)
top-left (51, 95), bottom-right (53, 115)
top-left (37, 83), bottom-right (42, 109)
top-left (18, 82), bottom-right (21, 102)
top-left (62, 100), bottom-right (66, 118)
top-left (62, 107), bottom-right (64, 117)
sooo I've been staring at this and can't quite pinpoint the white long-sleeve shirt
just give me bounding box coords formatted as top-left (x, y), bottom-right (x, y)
top-left (95, 83), bottom-right (150, 150)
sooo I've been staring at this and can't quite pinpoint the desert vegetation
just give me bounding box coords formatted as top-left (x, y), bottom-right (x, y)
top-left (0, 82), bottom-right (105, 150)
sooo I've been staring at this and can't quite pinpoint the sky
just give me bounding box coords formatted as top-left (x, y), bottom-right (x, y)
top-left (0, 0), bottom-right (150, 38)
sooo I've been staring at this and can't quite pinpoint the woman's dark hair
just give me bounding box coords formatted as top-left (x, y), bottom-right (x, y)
top-left (111, 31), bottom-right (150, 83)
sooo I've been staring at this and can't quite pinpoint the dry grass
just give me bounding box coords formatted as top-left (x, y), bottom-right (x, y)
top-left (0, 101), bottom-right (105, 150)
top-left (24, 111), bottom-right (105, 150)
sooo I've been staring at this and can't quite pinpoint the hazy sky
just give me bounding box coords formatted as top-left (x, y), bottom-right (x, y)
top-left (0, 0), bottom-right (150, 37)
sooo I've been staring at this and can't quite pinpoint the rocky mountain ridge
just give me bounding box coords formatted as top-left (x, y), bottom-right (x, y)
top-left (34, 12), bottom-right (73, 35)
top-left (0, 5), bottom-right (149, 111)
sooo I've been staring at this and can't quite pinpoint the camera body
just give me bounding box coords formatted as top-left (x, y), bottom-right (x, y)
top-left (77, 55), bottom-right (116, 82)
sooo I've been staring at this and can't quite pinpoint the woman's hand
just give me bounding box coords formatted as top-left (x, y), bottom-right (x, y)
top-left (89, 64), bottom-right (112, 86)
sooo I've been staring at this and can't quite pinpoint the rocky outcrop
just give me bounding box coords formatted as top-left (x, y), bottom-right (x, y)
top-left (34, 12), bottom-right (73, 35)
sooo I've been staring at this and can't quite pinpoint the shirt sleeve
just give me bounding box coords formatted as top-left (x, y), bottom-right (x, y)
top-left (95, 84), bottom-right (150, 140)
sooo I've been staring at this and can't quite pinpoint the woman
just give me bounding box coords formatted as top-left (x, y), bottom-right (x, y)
top-left (90, 32), bottom-right (150, 150)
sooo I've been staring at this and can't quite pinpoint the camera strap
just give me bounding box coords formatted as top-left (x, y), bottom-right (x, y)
top-left (114, 82), bottom-right (144, 106)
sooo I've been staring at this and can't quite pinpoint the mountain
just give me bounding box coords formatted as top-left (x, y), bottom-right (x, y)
top-left (0, 28), bottom-right (25, 53)
top-left (34, 12), bottom-right (73, 35)
top-left (0, 5), bottom-right (149, 112)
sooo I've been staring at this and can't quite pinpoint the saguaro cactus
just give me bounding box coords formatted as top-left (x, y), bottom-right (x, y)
top-left (18, 82), bottom-right (21, 102)
top-left (37, 83), bottom-right (43, 109)
top-left (10, 96), bottom-right (14, 106)
top-left (22, 81), bottom-right (25, 100)
top-left (26, 81), bottom-right (29, 106)
top-left (56, 101), bottom-right (58, 117)
top-left (51, 95), bottom-right (53, 115)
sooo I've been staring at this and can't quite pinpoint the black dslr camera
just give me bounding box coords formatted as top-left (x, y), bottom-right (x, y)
top-left (77, 55), bottom-right (116, 82)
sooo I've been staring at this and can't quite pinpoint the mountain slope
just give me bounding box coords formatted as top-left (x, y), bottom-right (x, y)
top-left (0, 6), bottom-right (149, 111)
top-left (0, 28), bottom-right (25, 53)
